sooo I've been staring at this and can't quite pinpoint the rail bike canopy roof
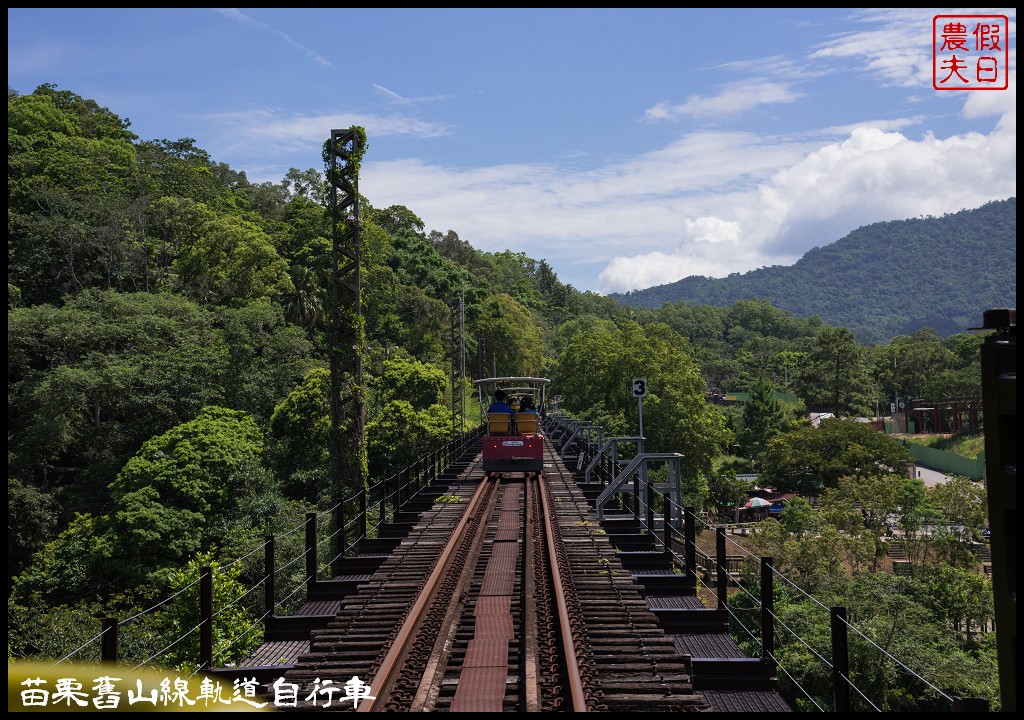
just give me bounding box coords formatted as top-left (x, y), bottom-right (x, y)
top-left (474, 376), bottom-right (550, 413)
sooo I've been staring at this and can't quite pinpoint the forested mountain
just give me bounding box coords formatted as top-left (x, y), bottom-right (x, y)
top-left (611, 199), bottom-right (1016, 345)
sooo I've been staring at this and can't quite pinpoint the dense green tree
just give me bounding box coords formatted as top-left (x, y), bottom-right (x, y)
top-left (473, 293), bottom-right (546, 378)
top-left (735, 542), bottom-right (1000, 711)
top-left (776, 495), bottom-right (815, 537)
top-left (12, 407), bottom-right (276, 606)
top-left (926, 476), bottom-right (988, 567)
top-left (7, 478), bottom-right (58, 586)
top-left (389, 227), bottom-right (467, 302)
top-left (553, 317), bottom-right (727, 482)
top-left (920, 564), bottom-right (994, 642)
top-left (218, 300), bottom-right (318, 423)
top-left (101, 406), bottom-right (266, 589)
top-left (8, 290), bottom-right (230, 513)
top-left (532, 259), bottom-right (581, 326)
top-left (234, 180), bottom-right (290, 222)
top-left (369, 203), bottom-right (425, 236)
top-left (282, 265), bottom-right (326, 328)
top-left (173, 209), bottom-right (290, 306)
top-left (9, 86), bottom-right (141, 304)
top-left (747, 515), bottom-right (864, 590)
top-left (160, 552), bottom-right (260, 671)
top-left (655, 302), bottom-right (726, 355)
top-left (363, 357), bottom-right (456, 478)
top-left (428, 229), bottom-right (478, 269)
top-left (274, 194), bottom-right (332, 269)
top-left (7, 599), bottom-right (106, 662)
top-left (775, 349), bottom-right (808, 391)
top-left (799, 327), bottom-right (871, 415)
top-left (366, 400), bottom-right (453, 479)
top-left (838, 572), bottom-right (994, 711)
top-left (482, 251), bottom-right (546, 310)
top-left (135, 138), bottom-right (222, 203)
top-left (708, 469), bottom-right (751, 517)
top-left (759, 418), bottom-right (912, 495)
top-left (283, 167), bottom-right (329, 206)
top-left (875, 329), bottom-right (958, 408)
top-left (267, 367), bottom-right (331, 499)
top-left (922, 367), bottom-right (982, 404)
top-left (825, 473), bottom-right (927, 569)
top-left (737, 377), bottom-right (787, 460)
top-left (372, 356), bottom-right (448, 411)
top-left (943, 331), bottom-right (985, 367)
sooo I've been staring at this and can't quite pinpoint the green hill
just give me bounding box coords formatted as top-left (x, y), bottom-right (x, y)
top-left (611, 198), bottom-right (1016, 344)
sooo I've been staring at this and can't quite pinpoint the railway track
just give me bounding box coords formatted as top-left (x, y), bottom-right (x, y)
top-left (277, 441), bottom-right (709, 712)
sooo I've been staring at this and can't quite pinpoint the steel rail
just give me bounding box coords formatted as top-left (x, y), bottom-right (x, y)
top-left (356, 476), bottom-right (497, 711)
top-left (539, 469), bottom-right (589, 712)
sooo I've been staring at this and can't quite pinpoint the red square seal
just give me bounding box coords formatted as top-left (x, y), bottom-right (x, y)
top-left (933, 15), bottom-right (1009, 90)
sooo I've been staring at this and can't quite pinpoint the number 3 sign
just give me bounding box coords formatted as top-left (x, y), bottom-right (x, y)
top-left (631, 378), bottom-right (648, 398)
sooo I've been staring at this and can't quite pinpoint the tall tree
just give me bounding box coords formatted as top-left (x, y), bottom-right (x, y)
top-left (878, 329), bottom-right (958, 405)
top-left (799, 327), bottom-right (870, 416)
top-left (267, 367), bottom-right (331, 500)
top-left (11, 406), bottom-right (268, 603)
top-left (473, 293), bottom-right (545, 378)
top-left (737, 377), bottom-right (787, 461)
top-left (927, 476), bottom-right (988, 568)
top-left (9, 86), bottom-right (141, 304)
top-left (283, 265), bottom-right (326, 328)
top-left (173, 209), bottom-right (290, 306)
top-left (104, 406), bottom-right (266, 584)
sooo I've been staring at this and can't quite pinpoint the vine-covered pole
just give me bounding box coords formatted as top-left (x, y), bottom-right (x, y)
top-left (326, 128), bottom-right (368, 570)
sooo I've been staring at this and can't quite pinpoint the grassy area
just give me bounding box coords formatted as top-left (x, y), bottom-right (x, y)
top-left (899, 431), bottom-right (986, 458)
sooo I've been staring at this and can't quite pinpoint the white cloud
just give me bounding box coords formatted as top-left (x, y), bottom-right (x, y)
top-left (199, 108), bottom-right (453, 164)
top-left (814, 115), bottom-right (929, 136)
top-left (361, 131), bottom-right (814, 262)
top-left (962, 70), bottom-right (1017, 123)
top-left (360, 84), bottom-right (1014, 295)
top-left (808, 8), bottom-right (938, 87)
top-left (644, 81), bottom-right (803, 121)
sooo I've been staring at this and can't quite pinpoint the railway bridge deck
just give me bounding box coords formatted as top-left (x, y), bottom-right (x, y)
top-left (213, 433), bottom-right (791, 712)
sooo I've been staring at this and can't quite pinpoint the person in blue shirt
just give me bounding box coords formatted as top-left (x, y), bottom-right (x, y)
top-left (487, 389), bottom-right (514, 415)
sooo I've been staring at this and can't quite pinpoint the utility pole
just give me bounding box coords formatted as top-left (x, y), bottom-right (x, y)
top-left (459, 284), bottom-right (466, 429)
top-left (893, 354), bottom-right (903, 433)
top-left (449, 287), bottom-right (466, 436)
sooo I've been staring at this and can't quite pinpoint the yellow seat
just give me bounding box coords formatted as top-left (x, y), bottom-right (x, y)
top-left (488, 412), bottom-right (512, 435)
top-left (515, 412), bottom-right (539, 435)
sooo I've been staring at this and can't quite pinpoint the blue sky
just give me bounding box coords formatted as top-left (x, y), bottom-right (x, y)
top-left (8, 8), bottom-right (1017, 294)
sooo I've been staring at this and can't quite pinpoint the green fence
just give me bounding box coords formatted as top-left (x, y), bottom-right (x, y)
top-left (901, 441), bottom-right (986, 480)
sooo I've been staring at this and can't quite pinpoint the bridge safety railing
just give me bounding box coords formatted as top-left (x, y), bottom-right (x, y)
top-left (649, 483), bottom-right (991, 712)
top-left (44, 424), bottom-right (486, 676)
top-left (546, 412), bottom-right (992, 712)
